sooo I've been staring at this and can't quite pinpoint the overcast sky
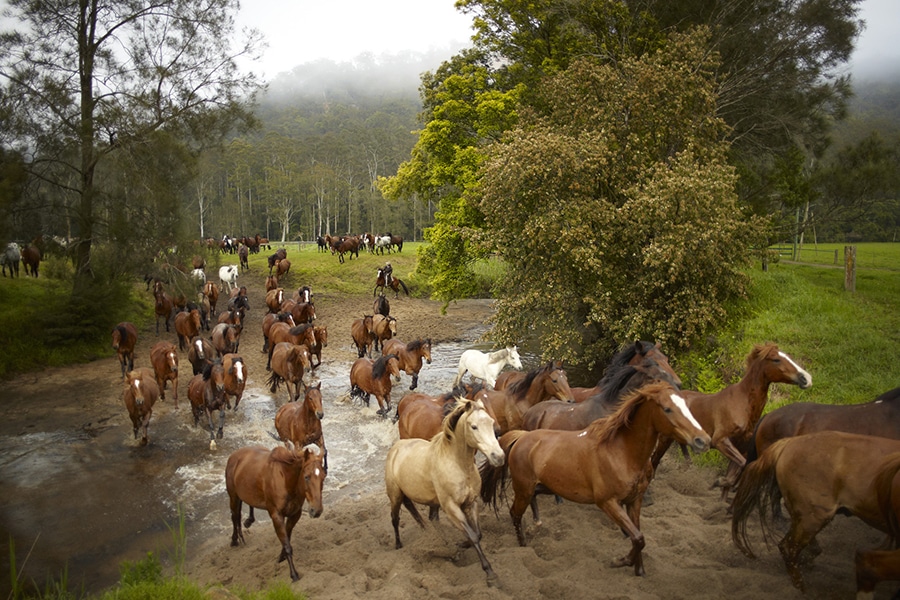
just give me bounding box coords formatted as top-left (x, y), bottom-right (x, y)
top-left (238, 0), bottom-right (898, 81)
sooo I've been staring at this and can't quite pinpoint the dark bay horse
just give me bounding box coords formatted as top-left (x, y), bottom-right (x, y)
top-left (749, 386), bottom-right (900, 462)
top-left (731, 431), bottom-right (900, 592)
top-left (226, 442), bottom-right (326, 582)
top-left (480, 382), bottom-right (710, 576)
top-left (386, 398), bottom-right (504, 584)
top-left (188, 335), bottom-right (215, 376)
top-left (267, 248), bottom-right (287, 275)
top-left (149, 341), bottom-right (179, 408)
top-left (188, 360), bottom-right (228, 450)
top-left (373, 293), bottom-right (390, 317)
top-left (381, 338), bottom-right (432, 390)
top-left (21, 243), bottom-right (40, 277)
top-left (332, 236), bottom-right (360, 264)
top-left (651, 342), bottom-right (812, 496)
top-left (351, 315), bottom-right (374, 358)
top-left (474, 361), bottom-right (575, 435)
top-left (123, 368), bottom-right (160, 446)
top-left (112, 322), bottom-right (138, 380)
top-left (275, 382), bottom-right (325, 453)
top-left (350, 354), bottom-right (401, 417)
top-left (374, 268), bottom-right (409, 298)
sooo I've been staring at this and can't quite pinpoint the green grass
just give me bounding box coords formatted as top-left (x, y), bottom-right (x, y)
top-left (773, 241), bottom-right (900, 270)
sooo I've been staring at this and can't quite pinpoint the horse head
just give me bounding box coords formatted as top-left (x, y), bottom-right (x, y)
top-left (449, 398), bottom-right (504, 466)
top-left (639, 382), bottom-right (710, 453)
top-left (507, 346), bottom-right (523, 369)
top-left (306, 383), bottom-right (324, 420)
top-left (751, 344), bottom-right (812, 389)
top-left (296, 443), bottom-right (326, 518)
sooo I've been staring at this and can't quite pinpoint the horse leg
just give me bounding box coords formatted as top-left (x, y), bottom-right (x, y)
top-left (428, 506), bottom-right (440, 521)
top-left (269, 512), bottom-right (300, 581)
top-left (509, 487), bottom-right (535, 546)
top-left (230, 497), bottom-right (245, 546)
top-left (410, 372), bottom-right (418, 390)
top-left (778, 513), bottom-right (827, 592)
top-left (600, 499), bottom-right (645, 576)
top-left (216, 407), bottom-right (225, 439)
top-left (443, 501), bottom-right (498, 584)
top-left (244, 506), bottom-right (256, 529)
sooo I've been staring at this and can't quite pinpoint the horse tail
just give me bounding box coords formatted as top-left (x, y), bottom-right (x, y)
top-left (731, 437), bottom-right (790, 559)
top-left (744, 415), bottom-right (766, 464)
top-left (398, 279), bottom-right (409, 296)
top-left (266, 370), bottom-right (281, 393)
top-left (479, 430), bottom-right (526, 512)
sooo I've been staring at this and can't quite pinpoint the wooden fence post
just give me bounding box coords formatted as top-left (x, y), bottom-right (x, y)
top-left (844, 245), bottom-right (856, 292)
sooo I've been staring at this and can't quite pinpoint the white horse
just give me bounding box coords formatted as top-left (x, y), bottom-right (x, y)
top-left (385, 398), bottom-right (505, 584)
top-left (374, 235), bottom-right (392, 255)
top-left (453, 345), bottom-right (523, 388)
top-left (1, 242), bottom-right (21, 277)
top-left (191, 268), bottom-right (207, 288)
top-left (218, 265), bottom-right (239, 293)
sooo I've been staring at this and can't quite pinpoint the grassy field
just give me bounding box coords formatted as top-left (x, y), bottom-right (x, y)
top-left (772, 241), bottom-right (900, 270)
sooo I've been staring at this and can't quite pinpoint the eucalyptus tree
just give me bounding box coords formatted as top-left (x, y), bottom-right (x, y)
top-left (0, 0), bottom-right (263, 291)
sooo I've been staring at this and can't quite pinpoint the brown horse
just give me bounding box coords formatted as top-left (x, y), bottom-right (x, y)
top-left (21, 244), bottom-right (40, 277)
top-left (381, 338), bottom-right (432, 391)
top-left (211, 322), bottom-right (242, 357)
top-left (856, 453), bottom-right (900, 598)
top-left (350, 354), bottom-right (401, 417)
top-left (265, 275), bottom-right (278, 293)
top-left (332, 236), bottom-right (359, 263)
top-left (289, 301), bottom-right (316, 325)
top-left (267, 323), bottom-right (316, 370)
top-left (197, 291), bottom-right (212, 331)
top-left (521, 352), bottom-right (681, 431)
top-left (149, 341), bottom-right (179, 407)
top-left (275, 382), bottom-right (325, 452)
top-left (222, 353), bottom-right (247, 410)
top-left (291, 285), bottom-right (312, 304)
top-left (373, 293), bottom-right (390, 317)
top-left (123, 367), bottom-right (160, 446)
top-left (480, 382), bottom-right (710, 576)
top-left (154, 289), bottom-right (175, 334)
top-left (225, 442), bottom-right (326, 582)
top-left (350, 315), bottom-right (374, 358)
top-left (267, 342), bottom-right (311, 403)
top-left (112, 322), bottom-right (138, 380)
top-left (275, 258), bottom-right (291, 279)
top-left (188, 335), bottom-right (215, 375)
top-left (386, 398), bottom-right (504, 584)
top-left (374, 268), bottom-right (409, 298)
top-left (651, 343), bottom-right (812, 496)
top-left (203, 281), bottom-right (219, 316)
top-left (261, 311), bottom-right (295, 354)
top-left (731, 431), bottom-right (900, 591)
top-left (749, 386), bottom-right (900, 462)
top-left (310, 325), bottom-right (328, 368)
top-left (265, 288), bottom-right (285, 313)
top-left (475, 361), bottom-right (575, 435)
top-left (396, 389), bottom-right (486, 441)
top-left (371, 314), bottom-right (397, 353)
top-left (174, 308), bottom-right (202, 351)
top-left (267, 248), bottom-right (287, 275)
top-left (188, 360), bottom-right (228, 449)
top-left (217, 305), bottom-right (245, 327)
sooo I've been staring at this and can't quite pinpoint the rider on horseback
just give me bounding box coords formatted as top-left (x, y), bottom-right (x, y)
top-left (383, 261), bottom-right (393, 288)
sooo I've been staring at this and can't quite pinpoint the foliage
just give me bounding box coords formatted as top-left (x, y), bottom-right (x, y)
top-left (478, 30), bottom-right (766, 367)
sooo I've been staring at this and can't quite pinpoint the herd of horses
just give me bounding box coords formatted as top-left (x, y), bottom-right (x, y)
top-left (2, 240), bottom-right (42, 278)
top-left (96, 244), bottom-right (900, 593)
top-left (316, 232), bottom-right (404, 264)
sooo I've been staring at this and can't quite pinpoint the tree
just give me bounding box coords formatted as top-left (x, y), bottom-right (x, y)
top-left (0, 0), bottom-right (262, 291)
top-left (478, 30), bottom-right (766, 366)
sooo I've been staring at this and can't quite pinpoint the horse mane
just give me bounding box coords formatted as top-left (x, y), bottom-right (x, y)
top-left (747, 342), bottom-right (779, 368)
top-left (488, 348), bottom-right (510, 364)
top-left (441, 398), bottom-right (470, 441)
top-left (507, 361), bottom-right (560, 397)
top-left (372, 354), bottom-right (397, 379)
top-left (406, 339), bottom-right (426, 351)
top-left (115, 324), bottom-right (129, 341)
top-left (289, 324), bottom-right (312, 336)
top-left (201, 359), bottom-right (222, 381)
top-left (587, 381), bottom-right (670, 444)
top-left (596, 364), bottom-right (640, 404)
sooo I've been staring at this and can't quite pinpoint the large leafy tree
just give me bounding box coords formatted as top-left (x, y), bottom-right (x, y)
top-left (0, 0), bottom-right (262, 291)
top-left (479, 29), bottom-right (766, 366)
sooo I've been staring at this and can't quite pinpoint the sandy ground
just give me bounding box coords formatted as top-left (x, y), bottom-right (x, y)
top-left (4, 273), bottom-right (897, 599)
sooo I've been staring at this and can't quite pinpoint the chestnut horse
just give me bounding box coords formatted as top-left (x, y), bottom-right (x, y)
top-left (385, 398), bottom-right (505, 584)
top-left (261, 311), bottom-right (295, 354)
top-left (856, 453), bottom-right (900, 598)
top-left (226, 442), bottom-right (326, 582)
top-left (651, 342), bottom-right (812, 496)
top-left (275, 382), bottom-right (325, 453)
top-left (267, 323), bottom-right (315, 370)
top-left (203, 281), bottom-right (219, 316)
top-left (112, 322), bottom-right (138, 380)
top-left (267, 342), bottom-right (311, 403)
top-left (731, 431), bottom-right (900, 592)
top-left (267, 248), bottom-right (287, 275)
top-left (265, 288), bottom-right (285, 313)
top-left (123, 368), bottom-right (160, 446)
top-left (350, 315), bottom-right (374, 358)
top-left (480, 382), bottom-right (710, 576)
top-left (749, 385), bottom-right (900, 462)
top-left (395, 388), bottom-right (493, 442)
top-left (211, 322), bottom-right (242, 357)
top-left (381, 338), bottom-right (432, 391)
top-left (474, 361), bottom-right (575, 435)
top-left (521, 352), bottom-right (681, 431)
top-left (174, 307), bottom-right (202, 351)
top-left (188, 360), bottom-right (228, 450)
top-left (275, 258), bottom-right (291, 280)
top-left (350, 354), bottom-right (401, 417)
top-left (150, 341), bottom-right (179, 408)
top-left (154, 288), bottom-right (175, 334)
top-left (310, 325), bottom-right (328, 368)
top-left (289, 301), bottom-right (316, 325)
top-left (371, 314), bottom-right (396, 353)
top-left (222, 353), bottom-right (247, 410)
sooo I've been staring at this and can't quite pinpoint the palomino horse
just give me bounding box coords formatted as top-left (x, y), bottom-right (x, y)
top-left (112, 322), bottom-right (138, 380)
top-left (350, 315), bottom-right (374, 358)
top-left (749, 385), bottom-right (900, 461)
top-left (275, 382), bottom-right (325, 455)
top-left (474, 361), bottom-right (575, 434)
top-left (267, 323), bottom-right (316, 370)
top-left (174, 307), bottom-right (202, 351)
top-left (123, 368), bottom-right (160, 446)
top-left (521, 352), bottom-right (681, 431)
top-left (480, 382), bottom-right (710, 576)
top-left (381, 338), bottom-right (432, 390)
top-left (651, 342), bottom-right (811, 495)
top-left (267, 343), bottom-right (311, 403)
top-left (226, 442), bottom-right (326, 582)
top-left (731, 431), bottom-right (900, 592)
top-left (188, 360), bottom-right (228, 450)
top-left (855, 453), bottom-right (900, 598)
top-left (222, 353), bottom-right (247, 410)
top-left (261, 311), bottom-right (295, 354)
top-left (350, 354), bottom-right (401, 417)
top-left (385, 398), bottom-right (505, 585)
top-left (454, 346), bottom-right (522, 389)
top-left (149, 341), bottom-right (179, 408)
top-left (188, 335), bottom-right (215, 376)
top-left (371, 314), bottom-right (396, 353)
top-left (373, 268), bottom-right (409, 298)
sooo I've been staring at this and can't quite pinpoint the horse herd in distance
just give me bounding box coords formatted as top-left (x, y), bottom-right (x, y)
top-left (1, 239), bottom-right (43, 278)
